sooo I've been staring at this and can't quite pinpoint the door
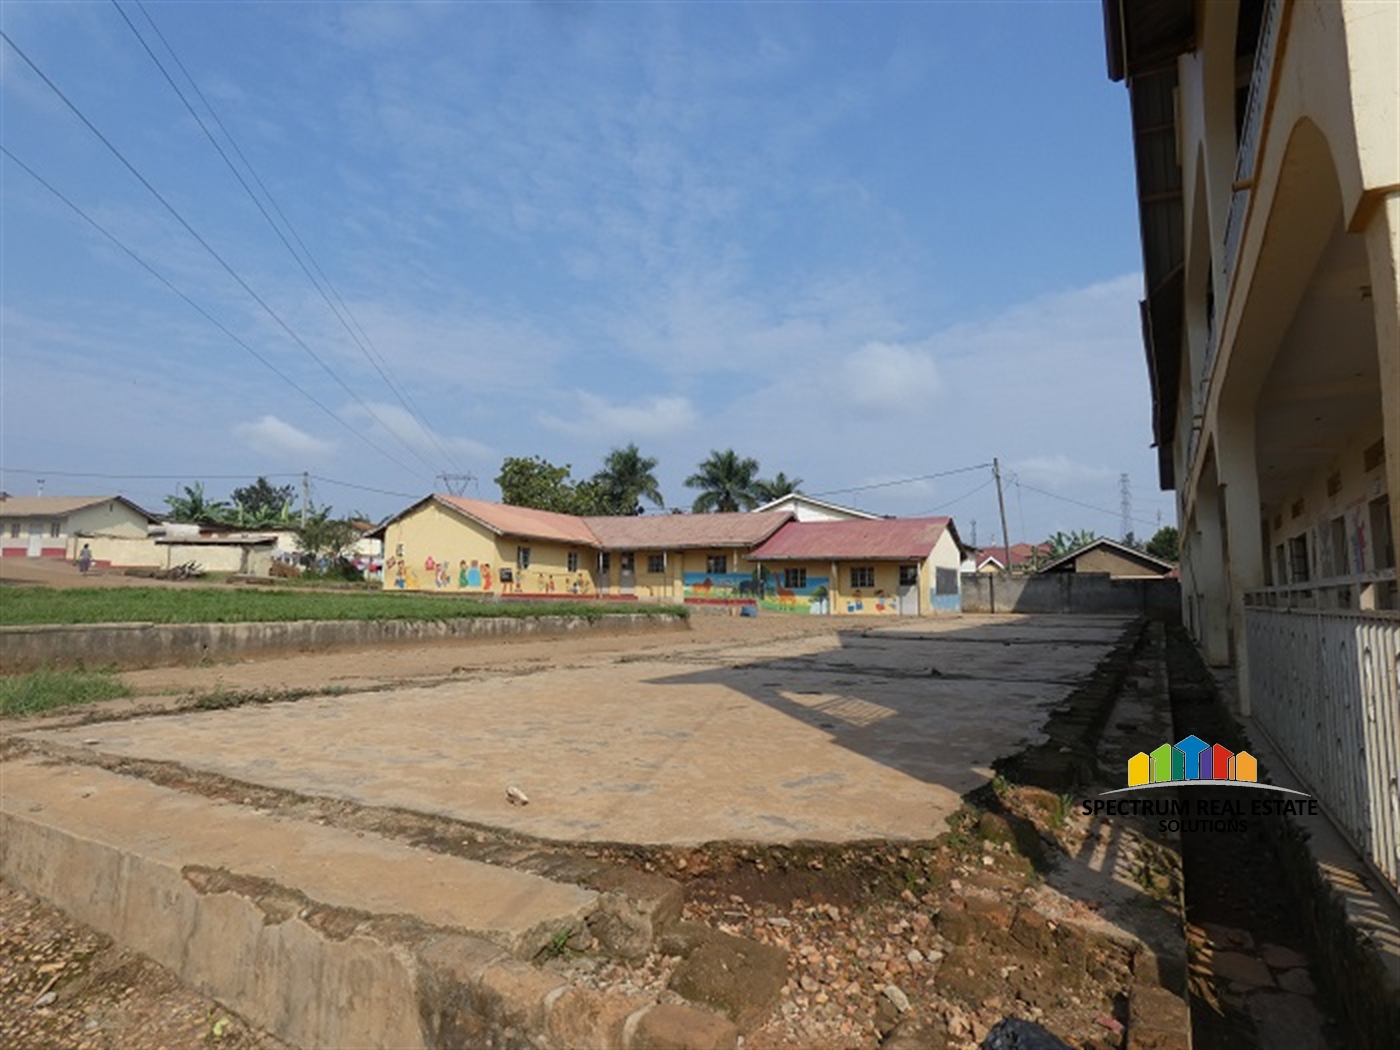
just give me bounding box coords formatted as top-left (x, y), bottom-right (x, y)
top-left (26, 521), bottom-right (43, 557)
top-left (897, 564), bottom-right (920, 615)
top-left (619, 552), bottom-right (636, 595)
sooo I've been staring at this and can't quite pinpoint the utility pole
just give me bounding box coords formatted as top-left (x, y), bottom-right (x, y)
top-left (1120, 473), bottom-right (1133, 543)
top-left (993, 458), bottom-right (1011, 574)
top-left (301, 471), bottom-right (310, 527)
top-left (436, 472), bottom-right (476, 497)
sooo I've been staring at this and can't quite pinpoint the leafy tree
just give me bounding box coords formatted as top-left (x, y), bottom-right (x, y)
top-left (685, 449), bottom-right (761, 513)
top-left (294, 504), bottom-right (359, 564)
top-left (164, 482), bottom-right (233, 525)
top-left (754, 471), bottom-right (803, 504)
top-left (230, 476), bottom-right (297, 528)
top-left (1145, 525), bottom-right (1180, 562)
top-left (494, 455), bottom-right (607, 515)
top-left (1044, 529), bottom-right (1100, 558)
top-left (592, 444), bottom-right (664, 515)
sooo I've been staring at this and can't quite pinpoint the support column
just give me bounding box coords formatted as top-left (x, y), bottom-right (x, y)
top-left (1365, 193), bottom-right (1400, 569)
top-left (1217, 412), bottom-right (1266, 715)
top-left (1192, 453), bottom-right (1232, 667)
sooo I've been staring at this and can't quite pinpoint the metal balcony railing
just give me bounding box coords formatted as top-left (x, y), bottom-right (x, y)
top-left (1245, 602), bottom-right (1400, 895)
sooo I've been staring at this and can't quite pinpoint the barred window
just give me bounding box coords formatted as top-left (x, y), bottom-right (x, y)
top-left (850, 566), bottom-right (875, 589)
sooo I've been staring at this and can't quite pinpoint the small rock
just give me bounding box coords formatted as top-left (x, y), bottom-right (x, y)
top-left (1260, 943), bottom-right (1309, 970)
top-left (506, 785), bottom-right (529, 806)
top-left (882, 983), bottom-right (911, 1013)
top-left (800, 974), bottom-right (820, 993)
top-left (33, 991), bottom-right (57, 1008)
top-left (768, 916), bottom-right (792, 928)
top-left (82, 739), bottom-right (100, 746)
top-left (1094, 1013), bottom-right (1124, 1036)
top-left (907, 949), bottom-right (924, 965)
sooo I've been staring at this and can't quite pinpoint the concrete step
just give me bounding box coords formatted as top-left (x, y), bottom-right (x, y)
top-left (0, 756), bottom-right (735, 1049)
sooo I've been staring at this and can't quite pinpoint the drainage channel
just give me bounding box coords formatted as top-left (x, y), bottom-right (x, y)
top-left (1164, 623), bottom-right (1347, 1050)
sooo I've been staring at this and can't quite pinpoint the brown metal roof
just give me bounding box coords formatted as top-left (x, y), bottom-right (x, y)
top-left (749, 518), bottom-right (956, 561)
top-left (434, 495), bottom-right (602, 547)
top-left (584, 511), bottom-right (792, 551)
top-left (0, 495), bottom-right (158, 520)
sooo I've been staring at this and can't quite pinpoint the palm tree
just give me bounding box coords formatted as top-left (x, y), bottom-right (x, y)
top-left (754, 471), bottom-right (803, 504)
top-left (592, 444), bottom-right (664, 515)
top-left (685, 449), bottom-right (761, 513)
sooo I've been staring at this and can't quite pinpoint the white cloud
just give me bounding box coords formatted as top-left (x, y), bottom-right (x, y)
top-left (233, 416), bottom-right (335, 461)
top-left (1011, 455), bottom-right (1118, 489)
top-left (539, 392), bottom-right (698, 441)
top-left (344, 402), bottom-right (495, 465)
top-left (834, 341), bottom-right (942, 409)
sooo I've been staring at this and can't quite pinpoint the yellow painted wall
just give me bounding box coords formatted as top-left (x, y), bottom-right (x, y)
top-left (382, 502), bottom-right (598, 596)
top-left (831, 561), bottom-right (906, 615)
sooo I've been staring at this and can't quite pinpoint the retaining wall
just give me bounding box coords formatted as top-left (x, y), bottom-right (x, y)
top-left (0, 613), bottom-right (689, 673)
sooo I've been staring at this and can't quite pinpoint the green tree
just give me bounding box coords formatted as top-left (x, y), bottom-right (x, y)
top-left (685, 449), bottom-right (762, 513)
top-left (494, 455), bottom-right (604, 515)
top-left (754, 471), bottom-right (803, 504)
top-left (230, 476), bottom-right (297, 528)
top-left (592, 444), bottom-right (664, 516)
top-left (1144, 525), bottom-right (1180, 562)
top-left (164, 482), bottom-right (233, 525)
top-left (1045, 529), bottom-right (1100, 558)
top-left (295, 504), bottom-right (359, 564)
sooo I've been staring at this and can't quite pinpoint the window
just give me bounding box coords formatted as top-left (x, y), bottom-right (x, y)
top-left (898, 565), bottom-right (919, 587)
top-left (1288, 535), bottom-right (1309, 583)
top-left (706, 555), bottom-right (727, 574)
top-left (647, 554), bottom-right (666, 574)
top-left (49, 521), bottom-right (61, 538)
top-left (567, 551), bottom-right (579, 573)
top-left (1371, 498), bottom-right (1395, 571)
top-left (8, 523), bottom-right (18, 539)
top-left (620, 553), bottom-right (635, 573)
top-left (1275, 545), bottom-right (1287, 585)
top-left (850, 566), bottom-right (875, 589)
top-left (516, 546), bottom-right (531, 570)
top-left (601, 552), bottom-right (611, 573)
top-left (783, 567), bottom-right (806, 589)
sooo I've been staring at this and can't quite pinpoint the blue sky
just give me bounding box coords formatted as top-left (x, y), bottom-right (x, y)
top-left (1, 1), bottom-right (1172, 545)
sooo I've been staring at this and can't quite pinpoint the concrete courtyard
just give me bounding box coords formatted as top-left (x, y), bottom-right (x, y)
top-left (26, 613), bottom-right (1133, 845)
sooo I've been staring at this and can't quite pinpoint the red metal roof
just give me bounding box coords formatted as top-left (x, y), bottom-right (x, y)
top-left (584, 511), bottom-right (791, 551)
top-left (749, 517), bottom-right (956, 561)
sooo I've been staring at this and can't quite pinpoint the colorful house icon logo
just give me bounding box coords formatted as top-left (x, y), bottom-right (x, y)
top-left (1127, 734), bottom-right (1258, 786)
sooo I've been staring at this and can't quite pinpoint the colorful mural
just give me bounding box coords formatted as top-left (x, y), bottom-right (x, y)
top-left (683, 570), bottom-right (833, 613)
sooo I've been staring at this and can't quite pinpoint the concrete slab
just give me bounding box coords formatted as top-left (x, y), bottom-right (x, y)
top-left (23, 615), bottom-right (1133, 846)
top-left (0, 757), bottom-right (596, 957)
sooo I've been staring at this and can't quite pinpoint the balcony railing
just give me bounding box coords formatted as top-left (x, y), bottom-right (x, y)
top-left (1245, 571), bottom-right (1399, 613)
top-left (1203, 0), bottom-right (1286, 381)
top-left (1245, 603), bottom-right (1400, 895)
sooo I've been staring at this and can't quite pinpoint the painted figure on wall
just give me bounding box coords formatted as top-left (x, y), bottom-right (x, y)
top-left (458, 559), bottom-right (483, 589)
top-left (482, 563), bottom-right (493, 590)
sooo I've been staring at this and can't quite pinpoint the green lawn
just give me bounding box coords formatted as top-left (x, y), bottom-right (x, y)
top-left (0, 669), bottom-right (132, 717)
top-left (0, 587), bottom-right (687, 627)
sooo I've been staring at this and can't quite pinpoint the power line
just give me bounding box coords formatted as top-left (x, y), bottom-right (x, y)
top-left (1, 145), bottom-right (422, 476)
top-left (117, 0), bottom-right (464, 476)
top-left (3, 466), bottom-right (421, 504)
top-left (909, 477), bottom-right (996, 516)
top-left (0, 29), bottom-right (439, 479)
top-left (1016, 481), bottom-right (1163, 530)
top-left (810, 462), bottom-right (993, 498)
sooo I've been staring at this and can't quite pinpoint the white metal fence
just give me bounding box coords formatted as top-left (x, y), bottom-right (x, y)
top-left (1246, 606), bottom-right (1400, 894)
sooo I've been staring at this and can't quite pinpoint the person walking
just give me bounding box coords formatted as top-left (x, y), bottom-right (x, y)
top-left (77, 543), bottom-right (93, 574)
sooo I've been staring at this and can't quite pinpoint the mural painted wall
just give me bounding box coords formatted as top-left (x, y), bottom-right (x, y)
top-left (382, 503), bottom-right (597, 596)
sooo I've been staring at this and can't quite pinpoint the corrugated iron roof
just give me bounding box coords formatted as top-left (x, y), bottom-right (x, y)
top-left (584, 511), bottom-right (792, 551)
top-left (0, 495), bottom-right (158, 520)
top-left (435, 495), bottom-right (602, 547)
top-left (749, 517), bottom-right (955, 561)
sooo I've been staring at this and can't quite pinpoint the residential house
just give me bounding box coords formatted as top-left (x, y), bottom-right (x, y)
top-left (1036, 538), bottom-right (1176, 579)
top-left (1104, 0), bottom-right (1399, 891)
top-left (751, 493), bottom-right (881, 523)
top-left (0, 495), bottom-right (158, 564)
top-left (973, 542), bottom-right (1053, 574)
top-left (747, 517), bottom-right (967, 615)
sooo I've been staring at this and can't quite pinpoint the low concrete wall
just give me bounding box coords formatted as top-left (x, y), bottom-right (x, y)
top-left (961, 572), bottom-right (1180, 618)
top-left (0, 613), bottom-right (689, 673)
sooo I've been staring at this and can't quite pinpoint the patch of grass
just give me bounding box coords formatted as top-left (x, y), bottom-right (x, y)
top-left (0, 669), bottom-right (131, 717)
top-left (0, 586), bottom-right (689, 627)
